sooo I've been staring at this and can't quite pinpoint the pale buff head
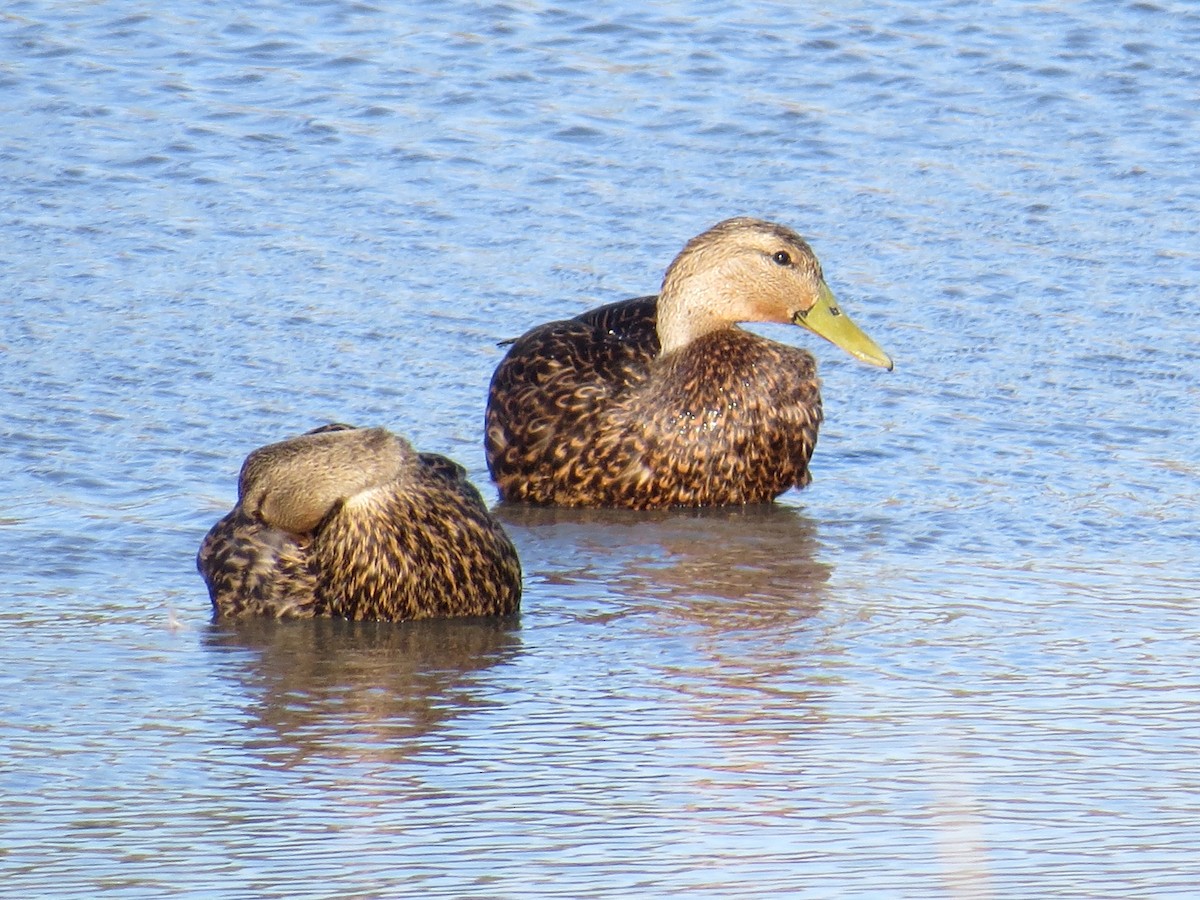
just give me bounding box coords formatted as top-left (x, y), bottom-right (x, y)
top-left (238, 426), bottom-right (416, 534)
top-left (655, 217), bottom-right (892, 370)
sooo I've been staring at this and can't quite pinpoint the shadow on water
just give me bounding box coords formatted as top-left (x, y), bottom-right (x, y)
top-left (202, 616), bottom-right (521, 766)
top-left (498, 502), bottom-right (833, 632)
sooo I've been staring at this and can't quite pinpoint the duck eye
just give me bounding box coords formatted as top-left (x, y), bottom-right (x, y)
top-left (772, 250), bottom-right (792, 266)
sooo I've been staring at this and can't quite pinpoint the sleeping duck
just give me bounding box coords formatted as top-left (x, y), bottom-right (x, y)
top-left (199, 425), bottom-right (521, 620)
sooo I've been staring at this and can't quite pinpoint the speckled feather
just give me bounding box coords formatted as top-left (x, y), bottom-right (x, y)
top-left (485, 296), bottom-right (822, 508)
top-left (198, 429), bottom-right (522, 620)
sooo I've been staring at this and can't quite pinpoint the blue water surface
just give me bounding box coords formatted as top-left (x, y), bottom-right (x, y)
top-left (2, 0), bottom-right (1198, 897)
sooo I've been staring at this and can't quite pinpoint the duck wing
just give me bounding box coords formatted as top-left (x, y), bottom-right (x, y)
top-left (574, 294), bottom-right (660, 355)
top-left (485, 296), bottom-right (660, 502)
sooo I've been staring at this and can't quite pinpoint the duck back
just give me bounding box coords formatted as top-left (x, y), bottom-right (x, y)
top-left (311, 454), bottom-right (522, 620)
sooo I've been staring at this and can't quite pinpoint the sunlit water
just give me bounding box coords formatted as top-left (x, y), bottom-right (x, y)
top-left (3, 0), bottom-right (1199, 896)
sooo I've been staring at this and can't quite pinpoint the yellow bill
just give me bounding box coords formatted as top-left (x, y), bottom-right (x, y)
top-left (793, 282), bottom-right (893, 371)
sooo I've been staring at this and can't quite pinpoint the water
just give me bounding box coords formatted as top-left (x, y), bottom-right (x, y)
top-left (3, 0), bottom-right (1199, 896)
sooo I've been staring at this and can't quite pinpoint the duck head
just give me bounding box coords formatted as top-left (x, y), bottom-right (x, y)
top-left (656, 217), bottom-right (893, 371)
top-left (239, 426), bottom-right (414, 534)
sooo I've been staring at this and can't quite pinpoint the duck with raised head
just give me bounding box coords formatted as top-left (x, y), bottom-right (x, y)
top-left (199, 425), bottom-right (522, 620)
top-left (485, 217), bottom-right (892, 509)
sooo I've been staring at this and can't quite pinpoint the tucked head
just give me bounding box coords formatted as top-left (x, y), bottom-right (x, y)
top-left (238, 426), bottom-right (415, 534)
top-left (656, 217), bottom-right (892, 370)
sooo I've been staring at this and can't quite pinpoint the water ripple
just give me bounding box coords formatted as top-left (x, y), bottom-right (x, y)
top-left (2, 0), bottom-right (1199, 895)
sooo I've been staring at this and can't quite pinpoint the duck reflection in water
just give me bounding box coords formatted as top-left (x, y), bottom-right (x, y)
top-left (203, 616), bottom-right (521, 766)
top-left (499, 501), bottom-right (831, 632)
top-left (500, 502), bottom-right (833, 743)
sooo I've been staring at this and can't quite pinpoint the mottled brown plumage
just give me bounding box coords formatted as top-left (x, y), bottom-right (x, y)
top-left (485, 217), bottom-right (892, 509)
top-left (198, 425), bottom-right (522, 620)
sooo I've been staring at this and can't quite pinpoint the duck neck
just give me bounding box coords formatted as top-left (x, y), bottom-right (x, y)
top-left (656, 265), bottom-right (736, 356)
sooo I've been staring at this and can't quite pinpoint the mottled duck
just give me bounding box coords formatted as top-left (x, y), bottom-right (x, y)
top-left (199, 425), bottom-right (521, 620)
top-left (485, 217), bottom-right (892, 509)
